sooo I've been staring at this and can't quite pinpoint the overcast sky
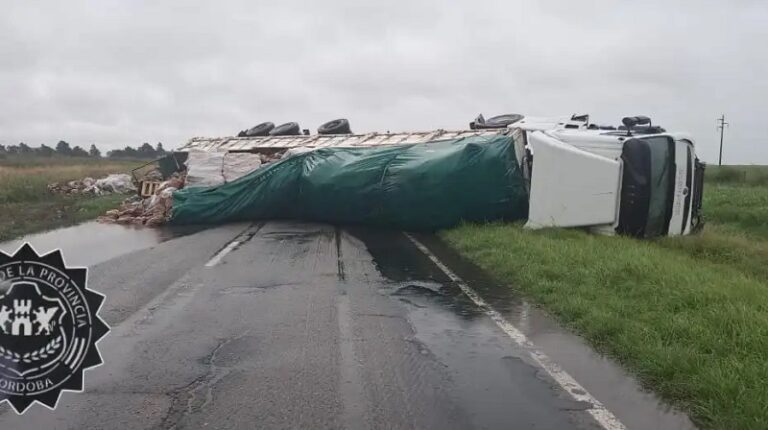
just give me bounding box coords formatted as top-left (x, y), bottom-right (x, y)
top-left (1, 1), bottom-right (766, 163)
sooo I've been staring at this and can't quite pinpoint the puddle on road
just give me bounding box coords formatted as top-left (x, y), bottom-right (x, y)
top-left (0, 221), bottom-right (203, 267)
top-left (349, 227), bottom-right (696, 430)
top-left (392, 280), bottom-right (444, 297)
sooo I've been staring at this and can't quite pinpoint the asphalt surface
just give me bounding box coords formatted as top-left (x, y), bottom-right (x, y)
top-left (0, 221), bottom-right (668, 429)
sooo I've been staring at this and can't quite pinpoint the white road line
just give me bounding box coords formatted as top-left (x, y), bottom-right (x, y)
top-left (404, 233), bottom-right (627, 430)
top-left (205, 224), bottom-right (257, 267)
top-left (204, 240), bottom-right (241, 267)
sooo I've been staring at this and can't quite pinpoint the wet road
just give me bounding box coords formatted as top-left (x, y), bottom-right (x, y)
top-left (0, 221), bottom-right (695, 429)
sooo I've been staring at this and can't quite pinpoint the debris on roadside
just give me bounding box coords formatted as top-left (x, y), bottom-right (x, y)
top-left (98, 172), bottom-right (185, 226)
top-left (74, 148), bottom-right (291, 227)
top-left (96, 150), bottom-right (286, 227)
top-left (141, 168), bottom-right (164, 182)
top-left (47, 173), bottom-right (136, 195)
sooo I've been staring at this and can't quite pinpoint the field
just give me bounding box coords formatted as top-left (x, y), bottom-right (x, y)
top-left (0, 157), bottom-right (141, 241)
top-left (442, 165), bottom-right (768, 429)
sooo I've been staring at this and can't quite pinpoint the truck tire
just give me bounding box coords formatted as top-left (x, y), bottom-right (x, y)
top-left (269, 122), bottom-right (301, 136)
top-left (318, 119), bottom-right (351, 135)
top-left (474, 114), bottom-right (523, 129)
top-left (245, 122), bottom-right (275, 137)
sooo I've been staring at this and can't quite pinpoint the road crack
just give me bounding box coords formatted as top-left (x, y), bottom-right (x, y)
top-left (158, 330), bottom-right (251, 429)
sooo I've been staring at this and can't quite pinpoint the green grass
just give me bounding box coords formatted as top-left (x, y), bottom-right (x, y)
top-left (702, 184), bottom-right (768, 239)
top-left (0, 158), bottom-right (141, 241)
top-left (441, 165), bottom-right (768, 429)
top-left (706, 164), bottom-right (768, 186)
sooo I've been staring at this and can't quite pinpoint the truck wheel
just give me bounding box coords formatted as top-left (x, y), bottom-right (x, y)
top-left (269, 122), bottom-right (301, 136)
top-left (478, 114), bottom-right (524, 129)
top-left (318, 119), bottom-right (351, 135)
top-left (245, 122), bottom-right (275, 137)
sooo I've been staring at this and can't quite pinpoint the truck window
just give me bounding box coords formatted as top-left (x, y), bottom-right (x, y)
top-left (618, 136), bottom-right (675, 238)
top-left (643, 136), bottom-right (674, 237)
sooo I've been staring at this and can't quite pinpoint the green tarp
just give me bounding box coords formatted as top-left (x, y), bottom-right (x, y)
top-left (171, 135), bottom-right (528, 230)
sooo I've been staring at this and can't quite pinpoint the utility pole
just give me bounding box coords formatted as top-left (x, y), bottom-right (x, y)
top-left (717, 114), bottom-right (728, 166)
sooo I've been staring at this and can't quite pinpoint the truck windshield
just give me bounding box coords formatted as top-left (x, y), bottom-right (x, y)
top-left (643, 136), bottom-right (674, 237)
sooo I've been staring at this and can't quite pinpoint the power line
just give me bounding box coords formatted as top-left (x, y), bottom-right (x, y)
top-left (717, 114), bottom-right (729, 166)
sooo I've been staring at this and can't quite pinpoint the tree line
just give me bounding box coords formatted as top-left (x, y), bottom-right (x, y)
top-left (0, 141), bottom-right (167, 159)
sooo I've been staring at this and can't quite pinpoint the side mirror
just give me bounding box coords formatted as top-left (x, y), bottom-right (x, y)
top-left (634, 116), bottom-right (651, 126)
top-left (622, 117), bottom-right (639, 129)
top-left (621, 116), bottom-right (653, 136)
top-left (571, 114), bottom-right (589, 123)
top-left (622, 116), bottom-right (652, 128)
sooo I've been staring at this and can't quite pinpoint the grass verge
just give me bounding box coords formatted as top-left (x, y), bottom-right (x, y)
top-left (702, 183), bottom-right (768, 239)
top-left (441, 166), bottom-right (768, 429)
top-left (0, 158), bottom-right (140, 241)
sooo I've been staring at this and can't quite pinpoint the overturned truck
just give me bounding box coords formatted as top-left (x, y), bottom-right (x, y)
top-left (171, 115), bottom-right (704, 238)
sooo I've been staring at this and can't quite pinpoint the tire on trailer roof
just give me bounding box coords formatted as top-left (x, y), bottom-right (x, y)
top-left (474, 113), bottom-right (524, 129)
top-left (269, 122), bottom-right (301, 136)
top-left (244, 122), bottom-right (275, 137)
top-left (318, 118), bottom-right (351, 135)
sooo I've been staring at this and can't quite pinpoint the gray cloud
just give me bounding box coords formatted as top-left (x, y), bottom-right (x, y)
top-left (0, 0), bottom-right (766, 163)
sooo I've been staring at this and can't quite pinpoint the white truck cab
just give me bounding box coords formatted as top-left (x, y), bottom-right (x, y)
top-left (515, 115), bottom-right (704, 238)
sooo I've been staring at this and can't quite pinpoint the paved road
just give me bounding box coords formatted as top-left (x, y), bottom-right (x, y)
top-left (0, 221), bottom-right (608, 429)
